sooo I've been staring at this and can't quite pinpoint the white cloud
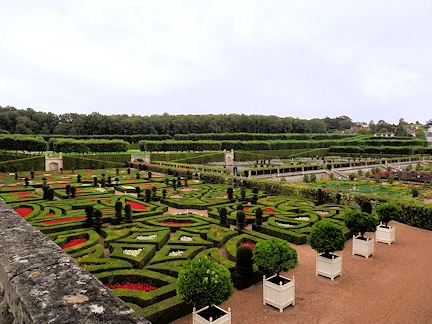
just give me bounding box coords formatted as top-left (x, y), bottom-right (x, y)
top-left (0, 0), bottom-right (431, 123)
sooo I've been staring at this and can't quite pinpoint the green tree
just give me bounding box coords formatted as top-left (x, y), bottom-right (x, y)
top-left (344, 210), bottom-right (378, 238)
top-left (252, 238), bottom-right (298, 278)
top-left (176, 257), bottom-right (233, 308)
top-left (375, 202), bottom-right (403, 227)
top-left (307, 220), bottom-right (345, 257)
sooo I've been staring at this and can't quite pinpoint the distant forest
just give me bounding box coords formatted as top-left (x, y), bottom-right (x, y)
top-left (0, 105), bottom-right (409, 136)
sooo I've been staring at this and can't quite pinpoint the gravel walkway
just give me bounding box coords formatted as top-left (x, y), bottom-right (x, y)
top-left (172, 221), bottom-right (432, 324)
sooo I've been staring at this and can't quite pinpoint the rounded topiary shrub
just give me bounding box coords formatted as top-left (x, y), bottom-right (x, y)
top-left (375, 202), bottom-right (403, 227)
top-left (177, 257), bottom-right (233, 308)
top-left (344, 210), bottom-right (378, 238)
top-left (252, 238), bottom-right (298, 278)
top-left (307, 219), bottom-right (345, 257)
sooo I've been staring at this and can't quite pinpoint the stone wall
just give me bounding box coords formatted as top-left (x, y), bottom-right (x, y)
top-left (0, 201), bottom-right (151, 324)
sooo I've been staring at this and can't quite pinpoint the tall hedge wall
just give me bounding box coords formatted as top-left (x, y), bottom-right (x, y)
top-left (51, 139), bottom-right (129, 153)
top-left (0, 135), bottom-right (47, 152)
top-left (0, 156), bottom-right (45, 172)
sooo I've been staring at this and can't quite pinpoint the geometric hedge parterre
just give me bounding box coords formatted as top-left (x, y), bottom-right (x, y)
top-left (0, 168), bottom-right (356, 323)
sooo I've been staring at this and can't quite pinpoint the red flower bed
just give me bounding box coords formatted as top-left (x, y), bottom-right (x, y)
top-left (62, 238), bottom-right (87, 250)
top-left (44, 212), bottom-right (55, 217)
top-left (161, 221), bottom-right (192, 225)
top-left (105, 282), bottom-right (157, 292)
top-left (14, 207), bottom-right (32, 217)
top-left (263, 208), bottom-right (277, 213)
top-left (125, 201), bottom-right (147, 210)
top-left (240, 241), bottom-right (255, 249)
top-left (244, 207), bottom-right (250, 211)
top-left (42, 216), bottom-right (86, 224)
top-left (245, 214), bottom-right (254, 218)
top-left (12, 191), bottom-right (32, 196)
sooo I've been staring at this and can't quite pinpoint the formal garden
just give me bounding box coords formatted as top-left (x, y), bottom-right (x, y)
top-left (0, 166), bottom-right (363, 323)
top-left (1, 132), bottom-right (432, 323)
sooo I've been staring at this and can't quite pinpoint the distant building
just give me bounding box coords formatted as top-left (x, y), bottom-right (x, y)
top-left (374, 132), bottom-right (395, 137)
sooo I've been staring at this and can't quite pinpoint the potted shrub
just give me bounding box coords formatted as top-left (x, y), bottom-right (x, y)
top-left (375, 202), bottom-right (402, 245)
top-left (308, 219), bottom-right (345, 280)
top-left (253, 238), bottom-right (298, 312)
top-left (177, 257), bottom-right (233, 324)
top-left (344, 210), bottom-right (378, 258)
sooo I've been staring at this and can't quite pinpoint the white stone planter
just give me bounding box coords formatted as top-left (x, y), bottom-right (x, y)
top-left (352, 234), bottom-right (374, 258)
top-left (193, 305), bottom-right (231, 324)
top-left (376, 223), bottom-right (395, 245)
top-left (316, 252), bottom-right (342, 281)
top-left (263, 274), bottom-right (295, 312)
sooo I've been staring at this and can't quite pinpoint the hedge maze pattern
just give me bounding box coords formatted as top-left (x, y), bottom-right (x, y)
top-left (0, 168), bottom-right (355, 323)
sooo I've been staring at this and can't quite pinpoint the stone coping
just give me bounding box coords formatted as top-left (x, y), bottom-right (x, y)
top-left (0, 201), bottom-right (150, 324)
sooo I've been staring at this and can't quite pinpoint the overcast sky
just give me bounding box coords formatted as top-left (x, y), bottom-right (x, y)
top-left (0, 1), bottom-right (430, 124)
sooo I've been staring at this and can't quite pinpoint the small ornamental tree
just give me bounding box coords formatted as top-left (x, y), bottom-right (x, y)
top-left (124, 204), bottom-right (132, 223)
top-left (93, 210), bottom-right (102, 233)
top-left (307, 219), bottom-right (345, 258)
top-left (344, 210), bottom-right (378, 239)
top-left (77, 175), bottom-right (81, 183)
top-left (255, 207), bottom-right (263, 227)
top-left (226, 187), bottom-right (233, 200)
top-left (145, 189), bottom-right (152, 202)
top-left (360, 201), bottom-right (372, 214)
top-left (236, 210), bottom-right (245, 229)
top-left (219, 207), bottom-right (228, 227)
top-left (162, 189), bottom-right (167, 199)
top-left (113, 201), bottom-right (123, 225)
top-left (375, 202), bottom-right (403, 227)
top-left (70, 186), bottom-right (77, 198)
top-left (252, 238), bottom-right (298, 279)
top-left (176, 257), bottom-right (233, 309)
top-left (85, 205), bottom-right (94, 228)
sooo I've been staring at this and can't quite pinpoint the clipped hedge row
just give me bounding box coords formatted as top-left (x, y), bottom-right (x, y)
top-left (173, 133), bottom-right (360, 141)
top-left (329, 146), bottom-right (432, 155)
top-left (0, 156), bottom-right (45, 172)
top-left (63, 156), bottom-right (125, 170)
top-left (0, 135), bottom-right (47, 151)
top-left (51, 138), bottom-right (129, 153)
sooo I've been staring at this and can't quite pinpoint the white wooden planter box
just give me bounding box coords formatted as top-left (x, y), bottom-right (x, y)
top-left (376, 223), bottom-right (395, 245)
top-left (352, 235), bottom-right (374, 258)
top-left (193, 305), bottom-right (231, 324)
top-left (316, 252), bottom-right (342, 281)
top-left (263, 274), bottom-right (295, 312)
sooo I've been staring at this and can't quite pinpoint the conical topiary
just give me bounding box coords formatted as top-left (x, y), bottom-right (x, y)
top-left (237, 210), bottom-right (245, 229)
top-left (124, 204), bottom-right (132, 223)
top-left (235, 244), bottom-right (254, 289)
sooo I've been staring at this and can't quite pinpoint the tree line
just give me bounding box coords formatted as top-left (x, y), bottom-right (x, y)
top-left (0, 105), bottom-right (410, 136)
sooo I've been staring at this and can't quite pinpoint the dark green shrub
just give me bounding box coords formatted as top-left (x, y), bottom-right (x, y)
top-left (252, 238), bottom-right (298, 278)
top-left (93, 210), bottom-right (102, 233)
top-left (162, 189), bottom-right (167, 199)
top-left (255, 207), bottom-right (263, 227)
top-left (240, 187), bottom-right (246, 200)
top-left (236, 211), bottom-right (245, 229)
top-left (85, 205), bottom-right (94, 228)
top-left (375, 202), bottom-right (403, 227)
top-left (176, 257), bottom-right (233, 308)
top-left (113, 201), bottom-right (123, 225)
top-left (336, 193), bottom-right (341, 204)
top-left (360, 201), bottom-right (372, 214)
top-left (344, 210), bottom-right (378, 238)
top-left (70, 186), bottom-right (76, 198)
top-left (235, 245), bottom-right (253, 289)
top-left (307, 219), bottom-right (345, 257)
top-left (136, 186), bottom-right (141, 198)
top-left (411, 187), bottom-right (419, 198)
top-left (145, 189), bottom-right (152, 202)
top-left (226, 187), bottom-right (233, 200)
top-left (348, 173), bottom-right (356, 181)
top-left (124, 204), bottom-right (132, 223)
top-left (236, 204), bottom-right (244, 211)
top-left (219, 207), bottom-right (228, 226)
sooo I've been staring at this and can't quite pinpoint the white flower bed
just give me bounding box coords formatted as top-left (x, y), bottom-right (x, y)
top-left (168, 250), bottom-right (184, 256)
top-left (121, 186), bottom-right (136, 190)
top-left (179, 236), bottom-right (193, 242)
top-left (94, 188), bottom-right (106, 192)
top-left (136, 234), bottom-right (157, 240)
top-left (295, 217), bottom-right (310, 221)
top-left (123, 248), bottom-right (143, 257)
top-left (275, 221), bottom-right (293, 228)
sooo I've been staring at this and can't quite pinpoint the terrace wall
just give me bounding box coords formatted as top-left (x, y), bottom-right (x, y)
top-left (0, 201), bottom-right (151, 324)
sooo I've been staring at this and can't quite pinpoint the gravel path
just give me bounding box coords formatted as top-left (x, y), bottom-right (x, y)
top-left (172, 221), bottom-right (432, 324)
